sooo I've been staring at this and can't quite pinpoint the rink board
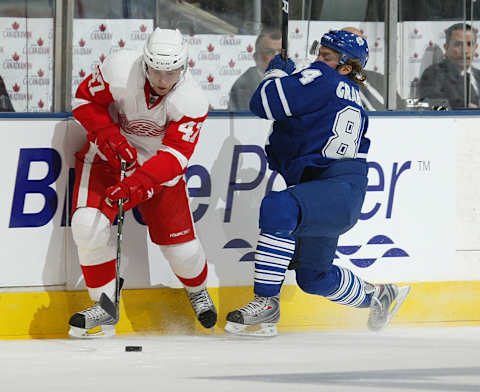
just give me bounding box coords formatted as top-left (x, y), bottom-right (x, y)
top-left (1, 281), bottom-right (480, 339)
top-left (1, 112), bottom-right (480, 338)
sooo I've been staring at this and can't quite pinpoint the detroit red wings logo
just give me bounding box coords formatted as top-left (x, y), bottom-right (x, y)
top-left (119, 113), bottom-right (165, 137)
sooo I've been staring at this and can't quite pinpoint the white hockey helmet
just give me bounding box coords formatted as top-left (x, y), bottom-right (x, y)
top-left (143, 28), bottom-right (188, 71)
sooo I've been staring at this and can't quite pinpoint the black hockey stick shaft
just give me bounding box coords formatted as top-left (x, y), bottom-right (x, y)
top-left (281, 0), bottom-right (289, 60)
top-left (100, 159), bottom-right (126, 320)
top-left (114, 159), bottom-right (127, 314)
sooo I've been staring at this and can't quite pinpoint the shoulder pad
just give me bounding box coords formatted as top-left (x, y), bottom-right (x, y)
top-left (167, 71), bottom-right (209, 120)
top-left (100, 50), bottom-right (143, 88)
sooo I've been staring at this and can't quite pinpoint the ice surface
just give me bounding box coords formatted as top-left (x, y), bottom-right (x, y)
top-left (1, 327), bottom-right (480, 392)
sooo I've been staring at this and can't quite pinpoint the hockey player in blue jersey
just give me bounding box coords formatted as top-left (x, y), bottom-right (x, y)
top-left (225, 29), bottom-right (411, 336)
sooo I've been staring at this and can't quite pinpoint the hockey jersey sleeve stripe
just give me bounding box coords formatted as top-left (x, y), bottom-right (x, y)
top-left (274, 78), bottom-right (292, 117)
top-left (157, 145), bottom-right (188, 169)
top-left (260, 80), bottom-right (274, 120)
top-left (161, 174), bottom-right (183, 187)
top-left (72, 98), bottom-right (91, 111)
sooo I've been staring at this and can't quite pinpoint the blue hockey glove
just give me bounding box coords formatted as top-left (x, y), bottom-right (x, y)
top-left (264, 54), bottom-right (295, 78)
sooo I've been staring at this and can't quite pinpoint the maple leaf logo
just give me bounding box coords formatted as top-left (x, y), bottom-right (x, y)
top-left (375, 41), bottom-right (379, 47)
top-left (118, 39), bottom-right (125, 47)
top-left (99, 24), bottom-right (106, 32)
top-left (12, 22), bottom-right (19, 30)
top-left (295, 28), bottom-right (299, 34)
top-left (37, 37), bottom-right (44, 46)
top-left (99, 54), bottom-right (105, 63)
top-left (228, 59), bottom-right (235, 68)
top-left (13, 84), bottom-right (20, 92)
top-left (37, 69), bottom-right (44, 77)
top-left (429, 41), bottom-right (433, 46)
top-left (38, 100), bottom-right (44, 108)
top-left (207, 43), bottom-right (214, 52)
top-left (188, 59), bottom-right (195, 68)
top-left (247, 44), bottom-right (253, 53)
top-left (207, 74), bottom-right (214, 83)
top-left (414, 28), bottom-right (418, 34)
top-left (413, 52), bottom-right (418, 58)
top-left (12, 52), bottom-right (19, 61)
top-left (140, 24), bottom-right (147, 32)
top-left (295, 52), bottom-right (299, 58)
top-left (79, 38), bottom-right (86, 47)
top-left (79, 69), bottom-right (86, 77)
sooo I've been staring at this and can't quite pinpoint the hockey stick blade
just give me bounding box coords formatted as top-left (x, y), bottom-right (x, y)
top-left (99, 292), bottom-right (117, 320)
top-left (99, 277), bottom-right (124, 320)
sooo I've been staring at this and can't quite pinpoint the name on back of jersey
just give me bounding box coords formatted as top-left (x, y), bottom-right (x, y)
top-left (336, 81), bottom-right (362, 107)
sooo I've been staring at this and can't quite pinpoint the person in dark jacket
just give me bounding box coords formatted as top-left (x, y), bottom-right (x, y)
top-left (227, 28), bottom-right (281, 111)
top-left (418, 23), bottom-right (480, 109)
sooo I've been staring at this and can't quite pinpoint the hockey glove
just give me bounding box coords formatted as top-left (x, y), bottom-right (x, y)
top-left (104, 169), bottom-right (156, 212)
top-left (90, 126), bottom-right (137, 170)
top-left (264, 54), bottom-right (295, 79)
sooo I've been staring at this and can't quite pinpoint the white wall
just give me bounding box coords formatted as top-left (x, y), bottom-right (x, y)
top-left (1, 114), bottom-right (478, 291)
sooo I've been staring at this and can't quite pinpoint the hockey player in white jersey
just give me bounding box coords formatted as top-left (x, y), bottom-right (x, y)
top-left (68, 28), bottom-right (216, 338)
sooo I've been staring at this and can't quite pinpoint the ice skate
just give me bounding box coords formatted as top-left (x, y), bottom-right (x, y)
top-left (186, 288), bottom-right (217, 329)
top-left (368, 283), bottom-right (411, 331)
top-left (225, 295), bottom-right (280, 337)
top-left (68, 302), bottom-right (117, 338)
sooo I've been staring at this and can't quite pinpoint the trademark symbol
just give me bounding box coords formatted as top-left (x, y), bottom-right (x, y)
top-left (417, 160), bottom-right (431, 171)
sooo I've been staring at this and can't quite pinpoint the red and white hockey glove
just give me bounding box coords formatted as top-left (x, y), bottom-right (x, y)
top-left (90, 126), bottom-right (137, 170)
top-left (104, 169), bottom-right (156, 212)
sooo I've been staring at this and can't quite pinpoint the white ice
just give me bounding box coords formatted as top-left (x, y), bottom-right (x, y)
top-left (1, 327), bottom-right (480, 392)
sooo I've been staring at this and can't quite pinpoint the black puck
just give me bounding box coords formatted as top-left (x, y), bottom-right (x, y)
top-left (125, 346), bottom-right (142, 352)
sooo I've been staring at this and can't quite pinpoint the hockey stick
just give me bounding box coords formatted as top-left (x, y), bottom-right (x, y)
top-left (99, 159), bottom-right (127, 320)
top-left (281, 0), bottom-right (289, 60)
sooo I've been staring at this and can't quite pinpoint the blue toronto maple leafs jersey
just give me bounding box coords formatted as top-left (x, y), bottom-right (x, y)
top-left (250, 60), bottom-right (370, 186)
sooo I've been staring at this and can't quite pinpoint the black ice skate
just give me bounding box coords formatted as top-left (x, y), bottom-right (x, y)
top-left (368, 283), bottom-right (411, 331)
top-left (186, 288), bottom-right (217, 329)
top-left (68, 302), bottom-right (117, 338)
top-left (225, 295), bottom-right (280, 337)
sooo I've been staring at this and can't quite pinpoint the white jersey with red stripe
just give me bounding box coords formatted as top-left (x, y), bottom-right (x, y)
top-left (72, 49), bottom-right (209, 187)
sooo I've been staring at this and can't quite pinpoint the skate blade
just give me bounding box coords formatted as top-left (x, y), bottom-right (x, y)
top-left (224, 321), bottom-right (277, 337)
top-left (68, 325), bottom-right (116, 339)
top-left (385, 285), bottom-right (411, 326)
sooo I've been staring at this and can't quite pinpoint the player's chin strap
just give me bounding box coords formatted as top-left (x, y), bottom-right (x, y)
top-left (99, 159), bottom-right (127, 321)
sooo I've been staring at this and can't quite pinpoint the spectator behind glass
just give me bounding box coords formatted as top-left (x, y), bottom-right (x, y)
top-left (342, 26), bottom-right (403, 110)
top-left (418, 23), bottom-right (480, 109)
top-left (227, 28), bottom-right (281, 111)
top-left (0, 76), bottom-right (14, 112)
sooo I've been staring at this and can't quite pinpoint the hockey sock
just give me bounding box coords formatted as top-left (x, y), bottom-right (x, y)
top-left (80, 259), bottom-right (116, 301)
top-left (254, 232), bottom-right (295, 297)
top-left (325, 265), bottom-right (372, 308)
top-left (296, 265), bottom-right (372, 308)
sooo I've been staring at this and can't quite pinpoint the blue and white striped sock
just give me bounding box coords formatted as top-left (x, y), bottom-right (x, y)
top-left (254, 233), bottom-right (295, 297)
top-left (325, 266), bottom-right (370, 308)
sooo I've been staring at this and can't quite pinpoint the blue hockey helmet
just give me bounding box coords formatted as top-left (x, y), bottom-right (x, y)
top-left (312, 29), bottom-right (369, 68)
